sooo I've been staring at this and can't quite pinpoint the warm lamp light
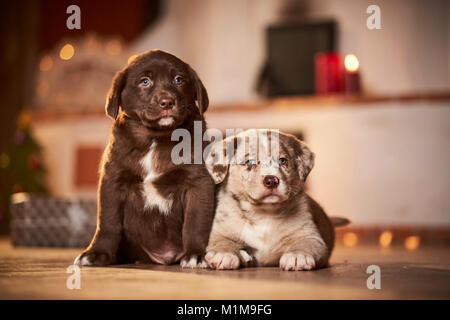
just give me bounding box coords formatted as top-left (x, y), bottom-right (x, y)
top-left (343, 232), bottom-right (358, 247)
top-left (405, 236), bottom-right (420, 251)
top-left (39, 55), bottom-right (53, 72)
top-left (379, 231), bottom-right (393, 248)
top-left (344, 54), bottom-right (359, 73)
top-left (344, 54), bottom-right (361, 94)
top-left (60, 44), bottom-right (75, 60)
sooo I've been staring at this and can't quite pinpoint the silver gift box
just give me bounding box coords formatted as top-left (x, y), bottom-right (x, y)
top-left (10, 193), bottom-right (97, 248)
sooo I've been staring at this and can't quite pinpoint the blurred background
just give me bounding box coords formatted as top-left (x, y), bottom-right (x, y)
top-left (0, 0), bottom-right (449, 250)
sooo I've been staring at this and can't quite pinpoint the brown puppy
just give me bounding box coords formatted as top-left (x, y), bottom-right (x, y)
top-left (205, 129), bottom-right (348, 270)
top-left (74, 50), bottom-right (215, 268)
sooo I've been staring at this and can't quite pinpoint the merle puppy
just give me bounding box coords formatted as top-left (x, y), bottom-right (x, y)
top-left (74, 50), bottom-right (215, 268)
top-left (205, 129), bottom-right (349, 270)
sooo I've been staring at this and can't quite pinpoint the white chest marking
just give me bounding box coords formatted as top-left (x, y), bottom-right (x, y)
top-left (140, 143), bottom-right (173, 215)
top-left (240, 219), bottom-right (274, 255)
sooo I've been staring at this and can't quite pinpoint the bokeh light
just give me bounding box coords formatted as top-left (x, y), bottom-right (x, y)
top-left (345, 54), bottom-right (359, 72)
top-left (39, 55), bottom-right (53, 72)
top-left (85, 36), bottom-right (100, 51)
top-left (17, 111), bottom-right (32, 130)
top-left (106, 40), bottom-right (122, 55)
top-left (379, 231), bottom-right (393, 248)
top-left (405, 236), bottom-right (420, 251)
top-left (0, 153), bottom-right (10, 169)
top-left (60, 44), bottom-right (75, 60)
top-left (343, 232), bottom-right (358, 247)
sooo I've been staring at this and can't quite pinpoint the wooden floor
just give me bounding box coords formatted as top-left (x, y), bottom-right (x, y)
top-left (0, 237), bottom-right (449, 299)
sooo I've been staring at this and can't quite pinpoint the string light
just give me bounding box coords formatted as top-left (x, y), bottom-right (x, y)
top-left (343, 232), bottom-right (358, 247)
top-left (39, 56), bottom-right (53, 72)
top-left (60, 44), bottom-right (75, 60)
top-left (379, 231), bottom-right (393, 248)
top-left (405, 236), bottom-right (420, 251)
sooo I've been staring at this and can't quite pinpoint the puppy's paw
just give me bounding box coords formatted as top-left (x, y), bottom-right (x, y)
top-left (279, 252), bottom-right (316, 271)
top-left (180, 255), bottom-right (209, 269)
top-left (205, 251), bottom-right (240, 270)
top-left (74, 250), bottom-right (114, 267)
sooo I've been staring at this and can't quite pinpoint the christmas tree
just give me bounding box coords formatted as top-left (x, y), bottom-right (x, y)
top-left (0, 110), bottom-right (49, 234)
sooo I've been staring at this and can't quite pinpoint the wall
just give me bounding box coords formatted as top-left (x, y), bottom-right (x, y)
top-left (32, 100), bottom-right (450, 227)
top-left (131, 0), bottom-right (279, 104)
top-left (131, 0), bottom-right (449, 104)
top-left (206, 101), bottom-right (450, 227)
top-left (305, 0), bottom-right (449, 95)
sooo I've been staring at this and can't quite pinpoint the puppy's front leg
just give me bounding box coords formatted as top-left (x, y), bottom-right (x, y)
top-left (74, 177), bottom-right (122, 266)
top-left (280, 236), bottom-right (329, 271)
top-left (180, 173), bottom-right (215, 269)
top-left (205, 237), bottom-right (246, 270)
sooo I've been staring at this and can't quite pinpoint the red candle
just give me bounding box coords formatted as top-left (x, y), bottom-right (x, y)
top-left (314, 52), bottom-right (344, 95)
top-left (344, 54), bottom-right (361, 94)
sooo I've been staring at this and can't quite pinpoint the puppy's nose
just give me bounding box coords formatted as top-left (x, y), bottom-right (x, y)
top-left (263, 175), bottom-right (279, 189)
top-left (159, 97), bottom-right (174, 109)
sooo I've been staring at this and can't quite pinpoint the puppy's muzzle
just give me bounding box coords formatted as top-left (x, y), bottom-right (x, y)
top-left (159, 97), bottom-right (175, 110)
top-left (263, 175), bottom-right (279, 189)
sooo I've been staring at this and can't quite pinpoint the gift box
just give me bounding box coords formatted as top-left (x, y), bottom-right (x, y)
top-left (10, 193), bottom-right (97, 248)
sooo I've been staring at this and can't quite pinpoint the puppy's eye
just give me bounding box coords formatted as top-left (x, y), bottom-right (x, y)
top-left (139, 77), bottom-right (151, 87)
top-left (245, 159), bottom-right (257, 168)
top-left (174, 75), bottom-right (183, 84)
top-left (278, 157), bottom-right (288, 165)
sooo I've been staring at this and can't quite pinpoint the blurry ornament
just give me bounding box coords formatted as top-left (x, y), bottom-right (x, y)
top-left (14, 129), bottom-right (26, 145)
top-left (17, 110), bottom-right (31, 130)
top-left (13, 184), bottom-right (24, 194)
top-left (27, 154), bottom-right (40, 170)
top-left (0, 153), bottom-right (10, 169)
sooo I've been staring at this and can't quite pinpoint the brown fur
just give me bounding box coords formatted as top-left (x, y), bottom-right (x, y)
top-left (74, 50), bottom-right (215, 267)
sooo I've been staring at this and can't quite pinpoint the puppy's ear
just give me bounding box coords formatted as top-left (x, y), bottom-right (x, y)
top-left (105, 69), bottom-right (127, 120)
top-left (205, 140), bottom-right (229, 184)
top-left (189, 66), bottom-right (209, 114)
top-left (292, 139), bottom-right (315, 182)
top-left (205, 135), bottom-right (241, 184)
top-left (206, 162), bottom-right (229, 184)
